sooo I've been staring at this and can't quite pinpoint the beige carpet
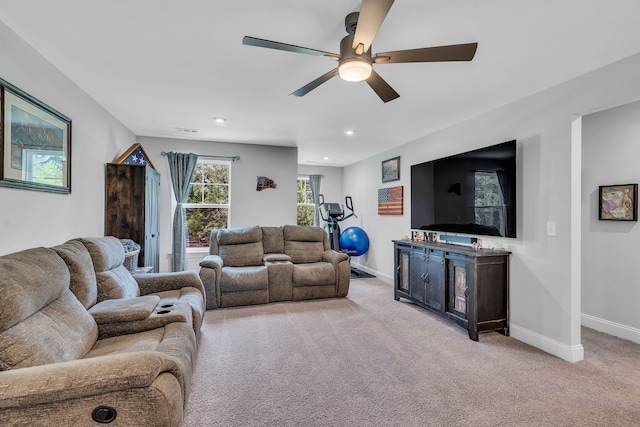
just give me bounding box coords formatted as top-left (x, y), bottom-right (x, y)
top-left (184, 277), bottom-right (640, 426)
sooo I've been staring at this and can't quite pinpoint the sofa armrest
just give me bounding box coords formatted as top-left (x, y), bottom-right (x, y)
top-left (88, 295), bottom-right (160, 323)
top-left (199, 255), bottom-right (223, 310)
top-left (134, 270), bottom-right (205, 297)
top-left (263, 253), bottom-right (291, 263)
top-left (322, 250), bottom-right (349, 265)
top-left (199, 254), bottom-right (223, 270)
top-left (323, 250), bottom-right (351, 297)
top-left (0, 351), bottom-right (179, 408)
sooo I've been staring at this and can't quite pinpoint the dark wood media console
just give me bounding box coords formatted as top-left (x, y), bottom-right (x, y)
top-left (393, 240), bottom-right (510, 340)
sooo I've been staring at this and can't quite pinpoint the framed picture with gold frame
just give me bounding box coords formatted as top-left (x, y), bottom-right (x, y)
top-left (113, 143), bottom-right (156, 170)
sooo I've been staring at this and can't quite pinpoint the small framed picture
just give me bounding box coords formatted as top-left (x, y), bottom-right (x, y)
top-left (382, 156), bottom-right (400, 183)
top-left (599, 184), bottom-right (638, 221)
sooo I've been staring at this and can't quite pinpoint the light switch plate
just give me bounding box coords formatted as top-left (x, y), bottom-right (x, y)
top-left (546, 221), bottom-right (557, 236)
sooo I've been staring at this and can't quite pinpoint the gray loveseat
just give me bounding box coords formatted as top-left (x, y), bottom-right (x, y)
top-left (199, 225), bottom-right (350, 309)
top-left (0, 236), bottom-right (205, 426)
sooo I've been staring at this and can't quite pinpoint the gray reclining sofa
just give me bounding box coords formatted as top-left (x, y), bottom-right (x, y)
top-left (199, 225), bottom-right (351, 309)
top-left (0, 236), bottom-right (205, 426)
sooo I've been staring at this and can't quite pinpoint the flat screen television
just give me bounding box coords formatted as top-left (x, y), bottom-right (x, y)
top-left (411, 140), bottom-right (517, 238)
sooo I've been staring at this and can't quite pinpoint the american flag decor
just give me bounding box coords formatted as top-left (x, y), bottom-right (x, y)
top-left (378, 186), bottom-right (404, 215)
top-left (113, 143), bottom-right (156, 170)
top-left (121, 146), bottom-right (148, 166)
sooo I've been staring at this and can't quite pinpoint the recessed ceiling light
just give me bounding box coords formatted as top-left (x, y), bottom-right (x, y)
top-left (213, 117), bottom-right (227, 123)
top-left (323, 157), bottom-right (330, 160)
top-left (344, 129), bottom-right (356, 135)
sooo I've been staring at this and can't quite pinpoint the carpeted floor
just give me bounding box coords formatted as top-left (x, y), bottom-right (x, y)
top-left (184, 277), bottom-right (640, 426)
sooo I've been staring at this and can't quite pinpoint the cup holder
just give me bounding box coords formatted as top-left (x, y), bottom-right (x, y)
top-left (160, 303), bottom-right (175, 308)
top-left (156, 310), bottom-right (172, 315)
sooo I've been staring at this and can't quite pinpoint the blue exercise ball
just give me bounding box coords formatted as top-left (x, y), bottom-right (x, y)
top-left (339, 227), bottom-right (370, 256)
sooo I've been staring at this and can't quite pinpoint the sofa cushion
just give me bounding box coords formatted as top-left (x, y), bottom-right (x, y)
top-left (78, 237), bottom-right (140, 301)
top-left (262, 226), bottom-right (284, 253)
top-left (0, 290), bottom-right (98, 370)
top-left (292, 262), bottom-right (336, 287)
top-left (220, 266), bottom-right (269, 292)
top-left (0, 247), bottom-right (68, 332)
top-left (218, 225), bottom-right (262, 246)
top-left (84, 322), bottom-right (197, 403)
top-left (283, 226), bottom-right (327, 264)
top-left (52, 240), bottom-right (98, 309)
top-left (218, 226), bottom-right (264, 267)
top-left (0, 247), bottom-right (98, 370)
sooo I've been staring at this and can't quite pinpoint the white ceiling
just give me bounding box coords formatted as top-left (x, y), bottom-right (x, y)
top-left (2, 0), bottom-right (640, 166)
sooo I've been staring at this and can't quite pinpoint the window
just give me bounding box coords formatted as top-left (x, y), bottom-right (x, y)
top-left (297, 177), bottom-right (314, 226)
top-left (22, 149), bottom-right (65, 186)
top-left (474, 171), bottom-right (506, 236)
top-left (184, 160), bottom-right (230, 249)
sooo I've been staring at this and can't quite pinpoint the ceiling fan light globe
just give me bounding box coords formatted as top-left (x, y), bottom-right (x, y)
top-left (338, 60), bottom-right (372, 82)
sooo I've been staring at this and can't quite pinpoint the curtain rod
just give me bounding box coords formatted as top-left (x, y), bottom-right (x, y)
top-left (160, 151), bottom-right (240, 161)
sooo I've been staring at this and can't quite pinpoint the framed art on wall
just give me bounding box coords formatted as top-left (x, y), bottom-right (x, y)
top-left (0, 78), bottom-right (71, 194)
top-left (382, 156), bottom-right (400, 183)
top-left (599, 183), bottom-right (638, 221)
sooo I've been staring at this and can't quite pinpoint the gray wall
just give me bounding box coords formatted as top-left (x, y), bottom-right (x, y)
top-left (581, 100), bottom-right (640, 342)
top-left (0, 20), bottom-right (136, 255)
top-left (298, 164), bottom-right (345, 210)
top-left (342, 51), bottom-right (640, 361)
top-left (136, 137), bottom-right (298, 272)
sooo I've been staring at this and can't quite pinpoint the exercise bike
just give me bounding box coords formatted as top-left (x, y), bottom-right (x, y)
top-left (317, 194), bottom-right (372, 278)
top-left (317, 194), bottom-right (356, 253)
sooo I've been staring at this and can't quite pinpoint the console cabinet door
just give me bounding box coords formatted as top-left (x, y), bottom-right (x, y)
top-left (447, 258), bottom-right (472, 321)
top-left (425, 249), bottom-right (445, 311)
top-left (410, 247), bottom-right (427, 303)
top-left (395, 244), bottom-right (411, 299)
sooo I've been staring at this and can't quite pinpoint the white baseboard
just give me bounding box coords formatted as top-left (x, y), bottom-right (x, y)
top-left (510, 324), bottom-right (584, 362)
top-left (350, 262), bottom-right (393, 284)
top-left (581, 314), bottom-right (640, 344)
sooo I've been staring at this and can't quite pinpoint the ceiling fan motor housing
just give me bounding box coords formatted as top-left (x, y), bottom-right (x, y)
top-left (345, 12), bottom-right (359, 34)
top-left (339, 33), bottom-right (373, 81)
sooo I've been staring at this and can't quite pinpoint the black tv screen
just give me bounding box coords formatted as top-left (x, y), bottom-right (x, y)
top-left (411, 140), bottom-right (517, 238)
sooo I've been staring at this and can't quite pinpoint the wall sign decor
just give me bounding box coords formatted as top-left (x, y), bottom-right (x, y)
top-left (381, 156), bottom-right (400, 183)
top-left (0, 78), bottom-right (72, 194)
top-left (257, 176), bottom-right (277, 191)
top-left (113, 143), bottom-right (156, 170)
top-left (599, 183), bottom-right (638, 221)
top-left (378, 185), bottom-right (403, 215)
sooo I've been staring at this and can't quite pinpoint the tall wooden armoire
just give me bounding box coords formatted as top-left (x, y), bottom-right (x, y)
top-left (105, 163), bottom-right (160, 272)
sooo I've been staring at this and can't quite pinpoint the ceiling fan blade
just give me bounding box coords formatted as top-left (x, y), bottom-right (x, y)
top-left (366, 70), bottom-right (399, 103)
top-left (352, 0), bottom-right (395, 54)
top-left (290, 68), bottom-right (340, 97)
top-left (243, 36), bottom-right (339, 59)
top-left (375, 43), bottom-right (478, 64)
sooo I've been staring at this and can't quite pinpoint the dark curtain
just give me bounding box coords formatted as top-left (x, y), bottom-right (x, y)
top-left (166, 152), bottom-right (199, 271)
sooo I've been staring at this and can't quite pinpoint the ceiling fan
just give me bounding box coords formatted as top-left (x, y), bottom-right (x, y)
top-left (242, 0), bottom-right (478, 103)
